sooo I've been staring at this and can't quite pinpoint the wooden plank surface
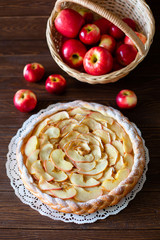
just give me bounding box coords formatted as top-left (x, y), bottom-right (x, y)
top-left (0, 0), bottom-right (159, 239)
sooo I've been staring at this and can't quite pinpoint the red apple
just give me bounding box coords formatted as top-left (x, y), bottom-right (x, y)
top-left (124, 32), bottom-right (147, 46)
top-left (13, 89), bottom-right (37, 112)
top-left (112, 58), bottom-right (123, 71)
top-left (77, 8), bottom-right (93, 23)
top-left (116, 44), bottom-right (138, 66)
top-left (45, 74), bottom-right (66, 94)
top-left (94, 18), bottom-right (111, 34)
top-left (123, 18), bottom-right (136, 31)
top-left (61, 39), bottom-right (87, 69)
top-left (109, 24), bottom-right (125, 39)
top-left (83, 46), bottom-right (113, 76)
top-left (79, 24), bottom-right (100, 45)
top-left (116, 89), bottom-right (137, 109)
top-left (99, 34), bottom-right (116, 53)
top-left (54, 8), bottom-right (85, 38)
top-left (23, 63), bottom-right (45, 82)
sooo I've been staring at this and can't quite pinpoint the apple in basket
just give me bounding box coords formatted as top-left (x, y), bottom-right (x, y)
top-left (45, 74), bottom-right (67, 94)
top-left (13, 89), bottom-right (37, 112)
top-left (23, 63), bottom-right (45, 82)
top-left (83, 46), bottom-right (113, 75)
top-left (77, 8), bottom-right (94, 23)
top-left (99, 34), bottom-right (116, 53)
top-left (61, 39), bottom-right (87, 69)
top-left (123, 18), bottom-right (137, 31)
top-left (116, 44), bottom-right (138, 66)
top-left (124, 32), bottom-right (147, 46)
top-left (109, 23), bottom-right (125, 39)
top-left (79, 24), bottom-right (101, 45)
top-left (116, 89), bottom-right (137, 109)
top-left (94, 17), bottom-right (111, 34)
top-left (54, 8), bottom-right (85, 38)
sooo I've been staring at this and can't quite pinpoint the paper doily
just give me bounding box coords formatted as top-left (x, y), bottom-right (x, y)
top-left (6, 102), bottom-right (149, 224)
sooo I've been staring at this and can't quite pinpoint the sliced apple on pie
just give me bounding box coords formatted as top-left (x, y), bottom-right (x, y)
top-left (70, 173), bottom-right (100, 187)
top-left (51, 149), bottom-right (73, 172)
top-left (24, 135), bottom-right (39, 157)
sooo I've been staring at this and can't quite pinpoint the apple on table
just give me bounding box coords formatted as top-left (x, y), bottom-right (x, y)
top-left (45, 74), bottom-right (67, 94)
top-left (23, 62), bottom-right (45, 82)
top-left (13, 89), bottom-right (37, 112)
top-left (116, 89), bottom-right (137, 109)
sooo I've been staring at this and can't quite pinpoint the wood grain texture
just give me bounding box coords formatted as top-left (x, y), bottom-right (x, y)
top-left (0, 0), bottom-right (159, 239)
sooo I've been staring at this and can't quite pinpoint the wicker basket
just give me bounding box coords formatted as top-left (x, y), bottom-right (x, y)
top-left (46, 0), bottom-right (155, 84)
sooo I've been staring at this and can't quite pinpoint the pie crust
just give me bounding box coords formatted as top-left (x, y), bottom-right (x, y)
top-left (16, 101), bottom-right (145, 215)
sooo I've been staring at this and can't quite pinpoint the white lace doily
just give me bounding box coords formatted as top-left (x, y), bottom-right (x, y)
top-left (6, 102), bottom-right (149, 224)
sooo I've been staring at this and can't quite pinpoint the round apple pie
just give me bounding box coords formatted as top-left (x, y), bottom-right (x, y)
top-left (17, 101), bottom-right (145, 215)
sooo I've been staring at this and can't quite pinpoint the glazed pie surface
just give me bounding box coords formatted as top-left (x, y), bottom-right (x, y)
top-left (17, 101), bottom-right (145, 214)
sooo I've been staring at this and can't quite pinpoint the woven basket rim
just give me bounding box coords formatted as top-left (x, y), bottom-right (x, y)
top-left (46, 0), bottom-right (155, 84)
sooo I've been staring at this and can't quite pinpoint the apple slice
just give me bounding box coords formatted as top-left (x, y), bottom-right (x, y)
top-left (105, 143), bottom-right (118, 165)
top-left (73, 124), bottom-right (89, 134)
top-left (78, 133), bottom-right (100, 146)
top-left (49, 137), bottom-right (60, 145)
top-left (66, 148), bottom-right (94, 163)
top-left (73, 114), bottom-right (86, 122)
top-left (76, 161), bottom-right (96, 171)
top-left (124, 153), bottom-right (134, 170)
top-left (81, 117), bottom-right (102, 131)
top-left (48, 187), bottom-right (77, 199)
top-left (61, 123), bottom-right (77, 136)
top-left (102, 167), bottom-right (130, 191)
top-left (112, 140), bottom-right (124, 156)
top-left (39, 143), bottom-right (53, 162)
top-left (89, 111), bottom-right (114, 125)
top-left (109, 121), bottom-right (125, 139)
top-left (102, 178), bottom-right (119, 191)
top-left (49, 111), bottom-right (69, 123)
top-left (93, 129), bottom-right (111, 144)
top-left (75, 187), bottom-right (102, 202)
top-left (57, 118), bottom-right (78, 130)
top-left (30, 160), bottom-right (53, 181)
top-left (114, 156), bottom-right (125, 171)
top-left (44, 126), bottom-right (60, 139)
top-left (100, 167), bottom-right (114, 182)
top-left (26, 149), bottom-right (40, 171)
top-left (115, 167), bottom-right (130, 181)
top-left (59, 131), bottom-right (79, 149)
top-left (51, 149), bottom-right (73, 172)
top-left (25, 135), bottom-right (39, 157)
top-left (78, 158), bottom-right (108, 175)
top-left (44, 160), bottom-right (68, 182)
top-left (70, 173), bottom-right (100, 187)
top-left (102, 126), bottom-right (116, 141)
top-left (38, 177), bottom-right (62, 190)
top-left (91, 144), bottom-right (101, 159)
top-left (69, 107), bottom-right (91, 116)
top-left (33, 118), bottom-right (50, 136)
top-left (87, 172), bottom-right (103, 180)
top-left (39, 134), bottom-right (49, 148)
top-left (122, 133), bottom-right (133, 153)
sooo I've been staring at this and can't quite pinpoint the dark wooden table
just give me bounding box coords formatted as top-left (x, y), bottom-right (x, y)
top-left (0, 0), bottom-right (159, 239)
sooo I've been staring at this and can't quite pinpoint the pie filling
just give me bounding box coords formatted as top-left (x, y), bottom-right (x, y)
top-left (22, 107), bottom-right (134, 202)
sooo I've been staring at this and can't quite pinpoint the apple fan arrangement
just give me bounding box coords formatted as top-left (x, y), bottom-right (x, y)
top-left (46, 0), bottom-right (155, 84)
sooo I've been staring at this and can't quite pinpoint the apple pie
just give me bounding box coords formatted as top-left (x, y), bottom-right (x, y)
top-left (16, 101), bottom-right (145, 215)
